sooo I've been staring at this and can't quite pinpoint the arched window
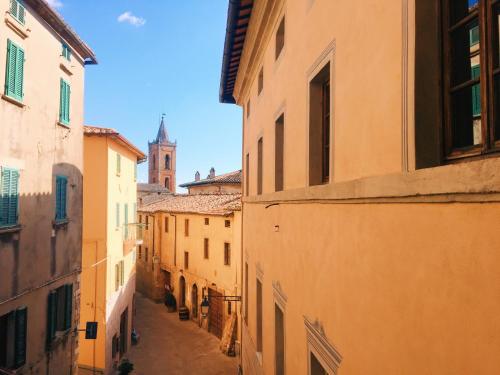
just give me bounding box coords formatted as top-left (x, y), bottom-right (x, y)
top-left (165, 177), bottom-right (170, 190)
top-left (152, 154), bottom-right (156, 170)
top-left (165, 154), bottom-right (171, 170)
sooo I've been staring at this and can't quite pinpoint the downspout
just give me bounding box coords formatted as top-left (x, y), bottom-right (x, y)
top-left (239, 99), bottom-right (245, 370)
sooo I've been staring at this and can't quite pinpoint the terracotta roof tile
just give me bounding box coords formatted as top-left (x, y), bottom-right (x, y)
top-left (179, 170), bottom-right (242, 188)
top-left (139, 193), bottom-right (241, 216)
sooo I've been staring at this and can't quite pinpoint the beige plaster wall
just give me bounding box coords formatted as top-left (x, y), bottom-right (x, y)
top-left (188, 184), bottom-right (242, 194)
top-left (0, 0), bottom-right (86, 372)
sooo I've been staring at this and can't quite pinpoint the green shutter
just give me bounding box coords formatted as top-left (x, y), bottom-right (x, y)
top-left (1, 168), bottom-right (19, 227)
top-left (59, 79), bottom-right (70, 125)
top-left (47, 291), bottom-right (57, 347)
top-left (64, 284), bottom-right (73, 330)
top-left (471, 65), bottom-right (481, 117)
top-left (5, 40), bottom-right (24, 101)
top-left (10, 0), bottom-right (25, 25)
top-left (116, 203), bottom-right (120, 228)
top-left (115, 264), bottom-right (120, 291)
top-left (117, 154), bottom-right (121, 175)
top-left (62, 44), bottom-right (71, 61)
top-left (55, 176), bottom-right (67, 221)
top-left (14, 307), bottom-right (27, 368)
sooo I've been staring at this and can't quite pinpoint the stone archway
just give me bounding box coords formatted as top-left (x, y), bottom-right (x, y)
top-left (179, 276), bottom-right (186, 307)
top-left (191, 284), bottom-right (198, 318)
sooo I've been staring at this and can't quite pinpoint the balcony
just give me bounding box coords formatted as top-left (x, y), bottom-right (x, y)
top-left (123, 223), bottom-right (144, 255)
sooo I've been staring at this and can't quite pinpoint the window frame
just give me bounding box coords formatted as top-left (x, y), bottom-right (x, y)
top-left (62, 44), bottom-right (71, 61)
top-left (59, 78), bottom-right (71, 125)
top-left (442, 0), bottom-right (500, 160)
top-left (55, 175), bottom-right (68, 222)
top-left (0, 167), bottom-right (19, 228)
top-left (204, 238), bottom-right (209, 259)
top-left (5, 39), bottom-right (25, 102)
top-left (9, 0), bottom-right (26, 25)
top-left (224, 242), bottom-right (231, 266)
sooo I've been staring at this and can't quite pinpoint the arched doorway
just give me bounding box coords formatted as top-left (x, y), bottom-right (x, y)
top-left (179, 276), bottom-right (186, 307)
top-left (165, 177), bottom-right (170, 190)
top-left (191, 284), bottom-right (198, 318)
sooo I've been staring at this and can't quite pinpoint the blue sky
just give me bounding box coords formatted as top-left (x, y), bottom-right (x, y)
top-left (50, 0), bottom-right (242, 188)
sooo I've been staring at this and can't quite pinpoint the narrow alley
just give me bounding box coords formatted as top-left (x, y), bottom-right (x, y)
top-left (128, 294), bottom-right (238, 375)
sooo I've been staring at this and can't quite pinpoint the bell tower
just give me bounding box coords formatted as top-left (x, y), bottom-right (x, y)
top-left (148, 115), bottom-right (177, 192)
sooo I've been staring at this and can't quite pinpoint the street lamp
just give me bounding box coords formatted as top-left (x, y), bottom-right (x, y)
top-left (201, 296), bottom-right (209, 317)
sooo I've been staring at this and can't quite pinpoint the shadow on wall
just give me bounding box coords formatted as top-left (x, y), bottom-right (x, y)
top-left (0, 162), bottom-right (83, 303)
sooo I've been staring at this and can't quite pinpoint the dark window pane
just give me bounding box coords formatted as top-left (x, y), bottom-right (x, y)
top-left (451, 85), bottom-right (482, 148)
top-left (310, 352), bottom-right (328, 375)
top-left (451, 20), bottom-right (480, 86)
top-left (494, 5), bottom-right (500, 69)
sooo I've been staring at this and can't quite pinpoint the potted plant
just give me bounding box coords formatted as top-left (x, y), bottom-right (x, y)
top-left (165, 292), bottom-right (177, 312)
top-left (118, 358), bottom-right (134, 375)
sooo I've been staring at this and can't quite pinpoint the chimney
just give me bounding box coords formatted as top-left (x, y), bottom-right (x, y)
top-left (195, 171), bottom-right (200, 181)
top-left (209, 167), bottom-right (215, 179)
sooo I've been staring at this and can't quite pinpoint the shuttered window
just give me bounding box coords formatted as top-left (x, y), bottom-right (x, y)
top-left (55, 176), bottom-right (68, 222)
top-left (0, 167), bottom-right (19, 227)
top-left (124, 203), bottom-right (129, 237)
top-left (5, 40), bottom-right (24, 102)
top-left (62, 44), bottom-right (71, 61)
top-left (224, 243), bottom-right (231, 265)
top-left (46, 284), bottom-right (72, 347)
top-left (116, 203), bottom-right (120, 228)
top-left (472, 65), bottom-right (481, 117)
top-left (59, 79), bottom-right (70, 125)
top-left (0, 308), bottom-right (27, 369)
top-left (9, 0), bottom-right (26, 25)
top-left (120, 260), bottom-right (125, 286)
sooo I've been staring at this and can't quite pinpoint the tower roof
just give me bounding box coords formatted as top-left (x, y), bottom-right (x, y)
top-left (156, 116), bottom-right (169, 144)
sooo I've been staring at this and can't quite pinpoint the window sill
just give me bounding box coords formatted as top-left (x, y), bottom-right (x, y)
top-left (53, 219), bottom-right (69, 228)
top-left (0, 224), bottom-right (22, 235)
top-left (4, 14), bottom-right (29, 39)
top-left (2, 94), bottom-right (25, 108)
top-left (57, 121), bottom-right (70, 129)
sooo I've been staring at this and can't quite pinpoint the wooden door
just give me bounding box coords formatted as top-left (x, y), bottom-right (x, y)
top-left (208, 289), bottom-right (223, 339)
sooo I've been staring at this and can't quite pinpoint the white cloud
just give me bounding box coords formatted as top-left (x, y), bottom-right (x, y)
top-left (118, 11), bottom-right (146, 27)
top-left (46, 0), bottom-right (63, 9)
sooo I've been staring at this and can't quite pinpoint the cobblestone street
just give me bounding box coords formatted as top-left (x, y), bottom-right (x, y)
top-left (128, 294), bottom-right (238, 375)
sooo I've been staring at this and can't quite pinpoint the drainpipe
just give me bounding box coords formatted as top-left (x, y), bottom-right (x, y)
top-left (239, 100), bottom-right (245, 369)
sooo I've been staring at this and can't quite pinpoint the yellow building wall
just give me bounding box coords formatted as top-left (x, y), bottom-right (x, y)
top-left (188, 184), bottom-right (242, 194)
top-left (81, 136), bottom-right (138, 374)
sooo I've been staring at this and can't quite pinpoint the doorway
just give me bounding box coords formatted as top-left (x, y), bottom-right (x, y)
top-left (119, 308), bottom-right (128, 357)
top-left (179, 276), bottom-right (186, 307)
top-left (191, 284), bottom-right (198, 319)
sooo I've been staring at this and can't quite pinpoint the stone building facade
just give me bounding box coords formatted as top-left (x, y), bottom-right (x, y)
top-left (148, 117), bottom-right (177, 192)
top-left (220, 1), bottom-right (500, 374)
top-left (0, 0), bottom-right (96, 373)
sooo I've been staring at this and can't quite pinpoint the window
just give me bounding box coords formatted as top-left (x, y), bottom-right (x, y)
top-left (247, 100), bottom-right (251, 118)
top-left (115, 261), bottom-right (124, 291)
top-left (228, 301), bottom-right (232, 315)
top-left (184, 219), bottom-right (189, 236)
top-left (116, 154), bottom-right (121, 175)
top-left (145, 247), bottom-right (149, 262)
top-left (442, 0), bottom-right (500, 158)
top-left (275, 114), bottom-right (285, 192)
top-left (225, 219), bottom-right (231, 228)
top-left (276, 16), bottom-right (285, 59)
top-left (9, 0), bottom-right (25, 25)
top-left (204, 217), bottom-right (209, 225)
top-left (165, 154), bottom-right (171, 170)
top-left (124, 203), bottom-right (129, 237)
top-left (204, 238), bottom-right (209, 259)
top-left (145, 216), bottom-right (149, 230)
top-left (138, 245), bottom-right (142, 260)
top-left (224, 243), bottom-right (231, 265)
top-left (275, 304), bottom-right (285, 375)
top-left (256, 279), bottom-right (263, 353)
top-left (310, 352), bottom-right (327, 375)
top-left (112, 334), bottom-right (119, 358)
top-left (244, 263), bottom-right (248, 325)
top-left (0, 167), bottom-right (19, 227)
top-left (165, 177), bottom-right (170, 190)
top-left (116, 203), bottom-right (120, 228)
top-left (59, 79), bottom-right (71, 125)
top-left (184, 251), bottom-right (189, 269)
top-left (62, 44), bottom-right (71, 61)
top-left (47, 284), bottom-right (73, 344)
top-left (309, 63), bottom-right (331, 185)
top-left (257, 138), bottom-right (263, 195)
top-left (164, 216), bottom-right (169, 233)
top-left (245, 153), bottom-right (250, 196)
top-left (139, 214), bottom-right (142, 223)
top-left (258, 68), bottom-right (264, 94)
top-left (152, 154), bottom-right (156, 170)
top-left (55, 176), bottom-right (68, 222)
top-left (0, 307), bottom-right (27, 369)
top-left (5, 40), bottom-right (25, 102)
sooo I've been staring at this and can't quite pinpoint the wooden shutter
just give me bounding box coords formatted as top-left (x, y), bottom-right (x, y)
top-left (115, 264), bottom-right (120, 291)
top-left (56, 176), bottom-right (67, 221)
top-left (5, 40), bottom-right (23, 100)
top-left (15, 46), bottom-right (24, 99)
top-left (47, 291), bottom-right (57, 346)
top-left (64, 284), bottom-right (73, 330)
top-left (14, 307), bottom-right (27, 368)
top-left (116, 203), bottom-right (120, 228)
